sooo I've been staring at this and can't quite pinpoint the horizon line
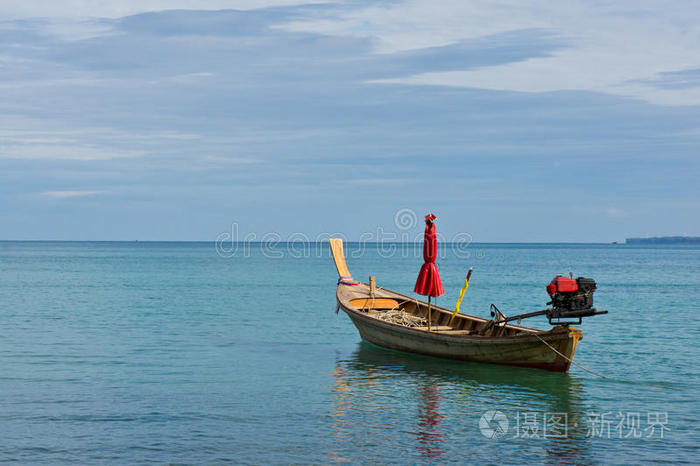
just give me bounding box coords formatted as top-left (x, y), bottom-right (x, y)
top-left (0, 239), bottom-right (642, 244)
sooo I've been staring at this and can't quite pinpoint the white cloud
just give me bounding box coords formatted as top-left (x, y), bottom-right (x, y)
top-left (0, 1), bottom-right (332, 20)
top-left (0, 144), bottom-right (148, 161)
top-left (0, 0), bottom-right (336, 41)
top-left (604, 207), bottom-right (626, 218)
top-left (281, 0), bottom-right (700, 106)
top-left (42, 190), bottom-right (104, 198)
top-left (0, 117), bottom-right (206, 160)
top-left (280, 0), bottom-right (550, 53)
top-left (347, 177), bottom-right (412, 186)
top-left (165, 72), bottom-right (217, 85)
top-left (41, 19), bottom-right (117, 41)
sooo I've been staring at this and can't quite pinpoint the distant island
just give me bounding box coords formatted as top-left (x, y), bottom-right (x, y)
top-left (626, 236), bottom-right (700, 244)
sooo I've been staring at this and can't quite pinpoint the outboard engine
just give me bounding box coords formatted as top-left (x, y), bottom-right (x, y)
top-left (485, 274), bottom-right (607, 327)
top-left (545, 275), bottom-right (601, 323)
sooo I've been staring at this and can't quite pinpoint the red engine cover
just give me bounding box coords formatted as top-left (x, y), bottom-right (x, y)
top-left (547, 276), bottom-right (578, 294)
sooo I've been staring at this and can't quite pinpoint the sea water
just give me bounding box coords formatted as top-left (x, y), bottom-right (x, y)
top-left (0, 241), bottom-right (698, 464)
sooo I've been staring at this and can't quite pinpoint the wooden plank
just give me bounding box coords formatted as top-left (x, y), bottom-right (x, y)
top-left (349, 298), bottom-right (401, 310)
top-left (436, 329), bottom-right (474, 335)
top-left (413, 325), bottom-right (453, 331)
top-left (329, 238), bottom-right (352, 279)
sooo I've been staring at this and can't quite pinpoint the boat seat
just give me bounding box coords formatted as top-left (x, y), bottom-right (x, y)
top-left (349, 298), bottom-right (401, 310)
top-left (436, 329), bottom-right (474, 335)
top-left (414, 325), bottom-right (453, 331)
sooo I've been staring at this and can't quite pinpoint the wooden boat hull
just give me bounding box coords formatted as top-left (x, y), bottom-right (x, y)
top-left (342, 301), bottom-right (580, 372)
top-left (330, 238), bottom-right (583, 373)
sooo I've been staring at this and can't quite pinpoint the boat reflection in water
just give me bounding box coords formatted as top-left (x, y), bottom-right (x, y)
top-left (330, 342), bottom-right (592, 463)
top-left (416, 379), bottom-right (445, 459)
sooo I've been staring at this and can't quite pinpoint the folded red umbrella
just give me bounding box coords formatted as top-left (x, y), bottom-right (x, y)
top-left (414, 214), bottom-right (444, 297)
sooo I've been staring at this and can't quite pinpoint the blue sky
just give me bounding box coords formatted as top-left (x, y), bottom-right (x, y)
top-left (1, 0), bottom-right (698, 241)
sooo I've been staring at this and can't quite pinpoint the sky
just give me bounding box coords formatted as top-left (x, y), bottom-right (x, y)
top-left (1, 0), bottom-right (699, 241)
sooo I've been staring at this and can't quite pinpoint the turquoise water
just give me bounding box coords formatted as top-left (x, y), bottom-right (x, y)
top-left (0, 241), bottom-right (698, 464)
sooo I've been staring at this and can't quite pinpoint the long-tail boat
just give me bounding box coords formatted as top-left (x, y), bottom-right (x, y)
top-left (330, 238), bottom-right (606, 372)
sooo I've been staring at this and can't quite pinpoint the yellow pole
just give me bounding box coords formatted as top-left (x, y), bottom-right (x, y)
top-left (449, 267), bottom-right (472, 326)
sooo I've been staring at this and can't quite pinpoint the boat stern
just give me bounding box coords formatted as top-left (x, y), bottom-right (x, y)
top-left (537, 326), bottom-right (584, 372)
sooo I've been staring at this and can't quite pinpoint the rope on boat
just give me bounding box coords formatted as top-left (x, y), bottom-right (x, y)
top-left (520, 328), bottom-right (608, 378)
top-left (525, 329), bottom-right (683, 390)
top-left (338, 276), bottom-right (358, 286)
top-left (374, 309), bottom-right (427, 328)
